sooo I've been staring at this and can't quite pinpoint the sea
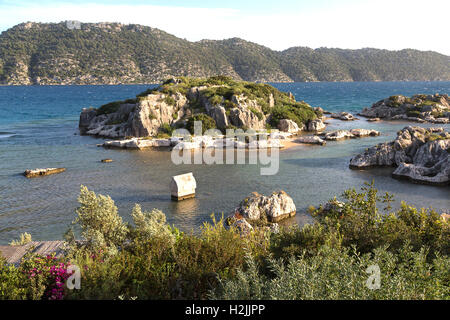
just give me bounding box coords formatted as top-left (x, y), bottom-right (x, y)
top-left (0, 81), bottom-right (449, 244)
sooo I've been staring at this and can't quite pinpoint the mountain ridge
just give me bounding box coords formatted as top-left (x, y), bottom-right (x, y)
top-left (1, 21), bottom-right (449, 85)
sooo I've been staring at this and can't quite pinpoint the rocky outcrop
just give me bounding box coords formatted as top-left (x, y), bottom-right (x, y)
top-left (307, 119), bottom-right (326, 132)
top-left (232, 191), bottom-right (296, 223)
top-left (278, 119), bottom-right (300, 133)
top-left (228, 94), bottom-right (267, 130)
top-left (359, 94), bottom-right (450, 124)
top-left (349, 129), bottom-right (381, 138)
top-left (102, 135), bottom-right (285, 150)
top-left (295, 136), bottom-right (326, 146)
top-left (331, 112), bottom-right (357, 121)
top-left (79, 78), bottom-right (319, 138)
top-left (24, 168), bottom-right (66, 178)
top-left (350, 126), bottom-right (450, 185)
top-left (323, 129), bottom-right (380, 141)
top-left (324, 130), bottom-right (355, 141)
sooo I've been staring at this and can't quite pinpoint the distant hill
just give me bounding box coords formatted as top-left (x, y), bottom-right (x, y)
top-left (1, 21), bottom-right (449, 85)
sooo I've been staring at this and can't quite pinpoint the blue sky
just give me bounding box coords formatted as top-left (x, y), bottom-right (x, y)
top-left (1, 0), bottom-right (449, 54)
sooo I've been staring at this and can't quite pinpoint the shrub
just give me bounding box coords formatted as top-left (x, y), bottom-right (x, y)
top-left (10, 232), bottom-right (32, 246)
top-left (249, 107), bottom-right (263, 121)
top-left (406, 110), bottom-right (422, 118)
top-left (164, 95), bottom-right (176, 106)
top-left (269, 104), bottom-right (316, 127)
top-left (96, 101), bottom-right (122, 115)
top-left (159, 123), bottom-right (174, 136)
top-left (186, 114), bottom-right (216, 135)
top-left (73, 186), bottom-right (129, 255)
top-left (210, 244), bottom-right (450, 300)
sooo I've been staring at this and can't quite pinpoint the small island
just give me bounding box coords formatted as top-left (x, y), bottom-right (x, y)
top-left (350, 126), bottom-right (450, 185)
top-left (79, 76), bottom-right (325, 139)
top-left (359, 94), bottom-right (450, 124)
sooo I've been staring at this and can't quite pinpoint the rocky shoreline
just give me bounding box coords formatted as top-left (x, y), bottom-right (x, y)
top-left (359, 94), bottom-right (450, 124)
top-left (79, 77), bottom-right (326, 139)
top-left (350, 126), bottom-right (450, 185)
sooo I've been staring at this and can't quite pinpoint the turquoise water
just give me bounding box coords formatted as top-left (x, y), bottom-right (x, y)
top-left (0, 82), bottom-right (449, 244)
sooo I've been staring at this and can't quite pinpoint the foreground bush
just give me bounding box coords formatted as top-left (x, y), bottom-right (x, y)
top-left (1, 183), bottom-right (448, 300)
top-left (210, 244), bottom-right (449, 300)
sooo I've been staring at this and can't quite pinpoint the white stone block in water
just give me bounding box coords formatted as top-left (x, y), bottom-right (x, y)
top-left (170, 172), bottom-right (197, 201)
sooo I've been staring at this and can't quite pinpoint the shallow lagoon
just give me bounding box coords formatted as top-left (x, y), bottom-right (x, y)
top-left (0, 82), bottom-right (449, 244)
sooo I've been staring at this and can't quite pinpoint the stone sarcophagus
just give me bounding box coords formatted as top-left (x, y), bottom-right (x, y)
top-left (170, 173), bottom-right (197, 201)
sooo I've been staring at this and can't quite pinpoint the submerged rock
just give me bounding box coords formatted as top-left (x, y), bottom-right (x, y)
top-left (24, 168), bottom-right (66, 178)
top-left (350, 126), bottom-right (450, 185)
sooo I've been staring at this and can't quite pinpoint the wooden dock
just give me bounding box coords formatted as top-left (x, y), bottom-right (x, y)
top-left (0, 241), bottom-right (66, 265)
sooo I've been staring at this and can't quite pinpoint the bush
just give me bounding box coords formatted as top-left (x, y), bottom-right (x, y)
top-left (269, 104), bottom-right (316, 127)
top-left (73, 185), bottom-right (129, 255)
top-left (186, 114), bottom-right (216, 135)
top-left (159, 123), bottom-right (174, 136)
top-left (164, 95), bottom-right (176, 106)
top-left (249, 107), bottom-right (263, 121)
top-left (407, 110), bottom-right (422, 118)
top-left (210, 244), bottom-right (450, 300)
top-left (96, 101), bottom-right (122, 115)
top-left (2, 183), bottom-right (449, 300)
top-left (10, 232), bottom-right (32, 246)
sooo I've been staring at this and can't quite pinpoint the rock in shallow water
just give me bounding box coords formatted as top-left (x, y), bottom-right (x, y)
top-left (350, 126), bottom-right (450, 185)
top-left (232, 190), bottom-right (296, 223)
top-left (295, 135), bottom-right (326, 145)
top-left (24, 168), bottom-right (66, 178)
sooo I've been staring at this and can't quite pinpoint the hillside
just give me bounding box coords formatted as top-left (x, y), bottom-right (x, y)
top-left (1, 21), bottom-right (449, 85)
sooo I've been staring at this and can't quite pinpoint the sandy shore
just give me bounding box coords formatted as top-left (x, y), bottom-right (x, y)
top-left (281, 138), bottom-right (303, 151)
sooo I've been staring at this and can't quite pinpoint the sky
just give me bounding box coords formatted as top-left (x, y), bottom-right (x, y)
top-left (0, 0), bottom-right (449, 55)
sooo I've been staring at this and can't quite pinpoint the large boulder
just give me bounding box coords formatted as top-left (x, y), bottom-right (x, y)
top-left (331, 112), bottom-right (356, 121)
top-left (349, 129), bottom-right (380, 137)
top-left (307, 119), bottom-right (326, 131)
top-left (324, 130), bottom-right (355, 141)
top-left (350, 126), bottom-right (450, 185)
top-left (278, 119), bottom-right (300, 133)
top-left (295, 135), bottom-right (326, 145)
top-left (233, 191), bottom-right (296, 223)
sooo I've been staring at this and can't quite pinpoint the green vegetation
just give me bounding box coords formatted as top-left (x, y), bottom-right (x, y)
top-left (96, 101), bottom-right (122, 116)
top-left (270, 104), bottom-right (317, 128)
top-left (0, 182), bottom-right (448, 300)
top-left (159, 123), bottom-right (174, 136)
top-left (164, 95), bottom-right (176, 106)
top-left (186, 114), bottom-right (216, 134)
top-left (427, 134), bottom-right (446, 142)
top-left (407, 110), bottom-right (422, 118)
top-left (9, 232), bottom-right (32, 246)
top-left (1, 22), bottom-right (449, 85)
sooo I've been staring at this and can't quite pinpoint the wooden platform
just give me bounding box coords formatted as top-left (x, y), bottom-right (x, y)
top-left (0, 241), bottom-right (66, 265)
